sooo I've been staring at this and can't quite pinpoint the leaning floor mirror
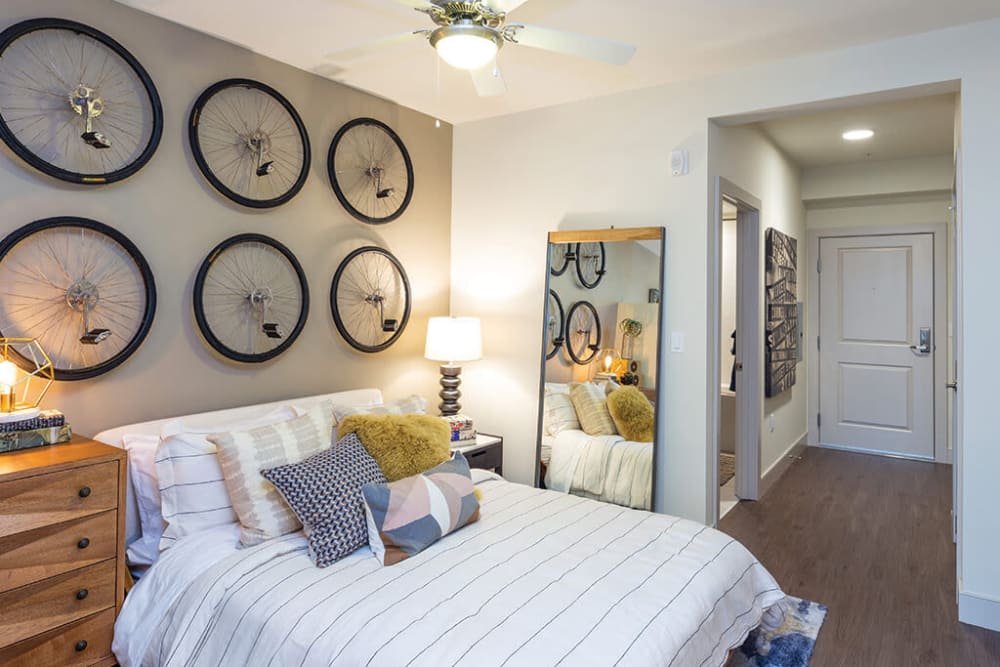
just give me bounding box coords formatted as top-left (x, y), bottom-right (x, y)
top-left (536, 227), bottom-right (665, 511)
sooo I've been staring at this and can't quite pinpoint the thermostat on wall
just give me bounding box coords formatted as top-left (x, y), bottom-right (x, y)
top-left (670, 150), bottom-right (689, 176)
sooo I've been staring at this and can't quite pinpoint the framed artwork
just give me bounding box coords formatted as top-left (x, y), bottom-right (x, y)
top-left (765, 228), bottom-right (798, 397)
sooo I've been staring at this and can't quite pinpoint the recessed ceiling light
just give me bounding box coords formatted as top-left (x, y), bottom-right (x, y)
top-left (842, 129), bottom-right (875, 141)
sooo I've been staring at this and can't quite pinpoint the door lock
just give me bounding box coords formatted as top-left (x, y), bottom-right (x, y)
top-left (909, 327), bottom-right (932, 354)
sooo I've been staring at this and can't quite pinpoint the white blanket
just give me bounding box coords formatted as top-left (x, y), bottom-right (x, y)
top-left (545, 430), bottom-right (653, 510)
top-left (114, 472), bottom-right (782, 667)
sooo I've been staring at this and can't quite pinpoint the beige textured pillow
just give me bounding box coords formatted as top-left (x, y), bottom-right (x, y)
top-left (544, 384), bottom-right (579, 435)
top-left (209, 401), bottom-right (334, 546)
top-left (569, 382), bottom-right (618, 436)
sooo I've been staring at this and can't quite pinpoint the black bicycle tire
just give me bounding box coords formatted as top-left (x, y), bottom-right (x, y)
top-left (565, 300), bottom-right (602, 365)
top-left (189, 78), bottom-right (311, 209)
top-left (575, 242), bottom-right (606, 289)
top-left (0, 18), bottom-right (163, 185)
top-left (330, 246), bottom-right (411, 353)
top-left (0, 216), bottom-right (157, 380)
top-left (193, 233), bottom-right (309, 363)
top-left (545, 289), bottom-right (565, 361)
top-left (550, 244), bottom-right (571, 276)
top-left (327, 117), bottom-right (414, 225)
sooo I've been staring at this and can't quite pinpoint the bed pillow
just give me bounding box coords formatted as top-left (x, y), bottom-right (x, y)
top-left (122, 433), bottom-right (163, 565)
top-left (261, 433), bottom-right (387, 567)
top-left (361, 452), bottom-right (480, 566)
top-left (569, 382), bottom-right (618, 436)
top-left (607, 386), bottom-right (655, 442)
top-left (331, 394), bottom-right (426, 424)
top-left (154, 405), bottom-right (299, 551)
top-left (544, 384), bottom-right (579, 436)
top-left (337, 413), bottom-right (450, 482)
top-left (210, 402), bottom-right (335, 546)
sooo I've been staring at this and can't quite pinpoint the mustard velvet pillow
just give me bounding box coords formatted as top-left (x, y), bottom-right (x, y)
top-left (606, 386), bottom-right (655, 443)
top-left (337, 414), bottom-right (451, 482)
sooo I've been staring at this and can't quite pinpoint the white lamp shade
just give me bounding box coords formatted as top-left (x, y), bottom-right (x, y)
top-left (425, 317), bottom-right (482, 363)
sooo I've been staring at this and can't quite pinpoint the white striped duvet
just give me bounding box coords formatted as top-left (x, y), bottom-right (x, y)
top-left (114, 472), bottom-right (783, 667)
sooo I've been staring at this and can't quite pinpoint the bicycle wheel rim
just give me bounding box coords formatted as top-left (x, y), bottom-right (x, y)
top-left (575, 242), bottom-right (606, 289)
top-left (330, 246), bottom-right (411, 352)
top-left (565, 300), bottom-right (601, 365)
top-left (545, 289), bottom-right (564, 360)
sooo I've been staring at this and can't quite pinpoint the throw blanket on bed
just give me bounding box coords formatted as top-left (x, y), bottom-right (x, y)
top-left (545, 430), bottom-right (652, 510)
top-left (116, 473), bottom-right (782, 667)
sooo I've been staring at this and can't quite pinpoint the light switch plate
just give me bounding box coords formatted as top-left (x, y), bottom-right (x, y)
top-left (670, 332), bottom-right (684, 352)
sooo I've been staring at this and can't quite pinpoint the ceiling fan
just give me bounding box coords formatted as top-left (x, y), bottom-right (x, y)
top-left (325, 0), bottom-right (636, 96)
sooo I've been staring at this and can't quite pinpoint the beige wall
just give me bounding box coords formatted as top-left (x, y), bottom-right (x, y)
top-left (452, 18), bottom-right (1000, 629)
top-left (802, 154), bottom-right (954, 201)
top-left (0, 0), bottom-right (453, 436)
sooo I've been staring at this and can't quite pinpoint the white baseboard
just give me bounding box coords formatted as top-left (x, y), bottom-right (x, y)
top-left (959, 590), bottom-right (1000, 632)
top-left (759, 432), bottom-right (807, 498)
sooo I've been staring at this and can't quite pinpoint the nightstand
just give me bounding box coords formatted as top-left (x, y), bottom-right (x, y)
top-left (0, 437), bottom-right (126, 667)
top-left (453, 433), bottom-right (503, 475)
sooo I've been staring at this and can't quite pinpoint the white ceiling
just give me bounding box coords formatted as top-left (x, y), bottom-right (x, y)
top-left (755, 93), bottom-right (957, 167)
top-left (114, 0), bottom-right (1000, 125)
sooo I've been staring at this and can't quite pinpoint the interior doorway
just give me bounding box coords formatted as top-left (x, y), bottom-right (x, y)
top-left (712, 179), bottom-right (763, 522)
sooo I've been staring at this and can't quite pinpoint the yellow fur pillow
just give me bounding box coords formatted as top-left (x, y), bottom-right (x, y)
top-left (337, 414), bottom-right (450, 482)
top-left (606, 386), bottom-right (655, 442)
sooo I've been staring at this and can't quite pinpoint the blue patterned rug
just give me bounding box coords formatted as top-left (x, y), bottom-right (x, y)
top-left (729, 596), bottom-right (827, 667)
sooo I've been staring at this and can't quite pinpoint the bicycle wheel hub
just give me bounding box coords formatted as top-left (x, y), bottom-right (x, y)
top-left (66, 280), bottom-right (99, 311)
top-left (248, 287), bottom-right (272, 312)
top-left (69, 85), bottom-right (104, 118)
top-left (246, 132), bottom-right (271, 156)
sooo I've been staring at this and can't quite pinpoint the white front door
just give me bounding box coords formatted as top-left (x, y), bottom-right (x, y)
top-left (819, 233), bottom-right (935, 459)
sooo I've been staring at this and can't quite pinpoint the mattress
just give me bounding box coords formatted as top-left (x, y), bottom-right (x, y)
top-left (545, 429), bottom-right (653, 510)
top-left (114, 471), bottom-right (783, 667)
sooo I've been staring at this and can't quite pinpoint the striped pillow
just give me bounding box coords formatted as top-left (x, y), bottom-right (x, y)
top-left (332, 394), bottom-right (426, 424)
top-left (209, 402), bottom-right (335, 546)
top-left (544, 384), bottom-right (580, 435)
top-left (361, 452), bottom-right (480, 566)
top-left (262, 433), bottom-right (387, 567)
top-left (569, 382), bottom-right (618, 436)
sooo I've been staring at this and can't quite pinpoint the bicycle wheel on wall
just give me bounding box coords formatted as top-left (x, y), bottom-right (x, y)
top-left (189, 79), bottom-right (310, 208)
top-left (0, 217), bottom-right (156, 380)
top-left (0, 18), bottom-right (163, 185)
top-left (565, 300), bottom-right (601, 365)
top-left (545, 289), bottom-right (565, 360)
top-left (328, 118), bottom-right (414, 224)
top-left (575, 242), bottom-right (606, 289)
top-left (193, 234), bottom-right (309, 363)
top-left (330, 246), bottom-right (411, 353)
top-left (549, 243), bottom-right (572, 276)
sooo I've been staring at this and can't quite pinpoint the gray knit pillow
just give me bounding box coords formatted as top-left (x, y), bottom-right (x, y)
top-left (261, 433), bottom-right (386, 567)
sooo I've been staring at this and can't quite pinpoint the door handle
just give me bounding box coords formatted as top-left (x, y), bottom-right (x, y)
top-left (910, 327), bottom-right (932, 354)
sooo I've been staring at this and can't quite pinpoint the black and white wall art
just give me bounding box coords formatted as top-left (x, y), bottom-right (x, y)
top-left (765, 228), bottom-right (798, 397)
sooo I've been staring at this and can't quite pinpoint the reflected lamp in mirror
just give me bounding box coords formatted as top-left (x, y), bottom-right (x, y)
top-left (424, 317), bottom-right (482, 416)
top-left (0, 338), bottom-right (54, 420)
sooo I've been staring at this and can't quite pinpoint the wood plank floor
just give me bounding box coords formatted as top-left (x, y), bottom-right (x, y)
top-left (719, 446), bottom-right (1000, 667)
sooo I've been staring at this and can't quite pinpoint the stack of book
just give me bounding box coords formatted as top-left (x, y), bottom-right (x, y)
top-left (443, 414), bottom-right (477, 444)
top-left (0, 410), bottom-right (71, 453)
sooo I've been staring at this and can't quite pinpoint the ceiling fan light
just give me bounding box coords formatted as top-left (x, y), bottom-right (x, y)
top-left (431, 24), bottom-right (500, 70)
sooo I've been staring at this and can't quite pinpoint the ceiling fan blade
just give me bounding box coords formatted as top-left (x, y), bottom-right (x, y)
top-left (325, 30), bottom-right (429, 62)
top-left (391, 0), bottom-right (438, 9)
top-left (489, 0), bottom-right (531, 12)
top-left (505, 24), bottom-right (636, 65)
top-left (470, 63), bottom-right (507, 97)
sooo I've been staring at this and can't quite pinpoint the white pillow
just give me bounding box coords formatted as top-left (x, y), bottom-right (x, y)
top-left (544, 384), bottom-right (579, 435)
top-left (332, 394), bottom-right (426, 423)
top-left (155, 405), bottom-right (299, 551)
top-left (122, 433), bottom-right (163, 564)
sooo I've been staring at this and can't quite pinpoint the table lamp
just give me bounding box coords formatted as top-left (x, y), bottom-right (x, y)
top-left (424, 316), bottom-right (482, 416)
top-left (0, 337), bottom-right (54, 421)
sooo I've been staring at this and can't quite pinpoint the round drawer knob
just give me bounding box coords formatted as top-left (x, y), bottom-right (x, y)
top-left (77, 537), bottom-right (90, 549)
top-left (75, 640), bottom-right (88, 652)
top-left (76, 588), bottom-right (88, 600)
top-left (78, 486), bottom-right (91, 498)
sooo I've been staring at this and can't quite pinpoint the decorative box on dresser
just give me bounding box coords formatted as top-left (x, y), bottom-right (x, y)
top-left (0, 437), bottom-right (127, 667)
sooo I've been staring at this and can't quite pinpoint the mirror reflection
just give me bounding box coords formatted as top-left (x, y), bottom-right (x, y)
top-left (537, 228), bottom-right (664, 510)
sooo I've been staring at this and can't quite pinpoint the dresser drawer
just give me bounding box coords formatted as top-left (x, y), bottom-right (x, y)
top-left (0, 511), bottom-right (118, 593)
top-left (0, 559), bottom-right (116, 648)
top-left (0, 461), bottom-right (118, 537)
top-left (462, 444), bottom-right (502, 471)
top-left (0, 607), bottom-right (114, 667)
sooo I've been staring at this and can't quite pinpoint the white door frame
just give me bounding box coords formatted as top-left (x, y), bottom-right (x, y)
top-left (807, 224), bottom-right (950, 463)
top-left (709, 177), bottom-right (763, 525)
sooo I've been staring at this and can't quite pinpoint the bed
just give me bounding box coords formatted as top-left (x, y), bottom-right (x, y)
top-left (544, 429), bottom-right (653, 510)
top-left (96, 390), bottom-right (784, 667)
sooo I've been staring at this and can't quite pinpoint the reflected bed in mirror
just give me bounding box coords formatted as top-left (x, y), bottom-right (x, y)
top-left (537, 227), bottom-right (665, 511)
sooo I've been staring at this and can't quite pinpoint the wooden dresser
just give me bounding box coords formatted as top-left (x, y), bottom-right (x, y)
top-left (0, 437), bottom-right (126, 667)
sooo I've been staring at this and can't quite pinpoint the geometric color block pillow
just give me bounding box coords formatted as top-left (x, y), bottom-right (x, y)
top-left (569, 382), bottom-right (618, 436)
top-left (261, 433), bottom-right (387, 567)
top-left (361, 452), bottom-right (480, 566)
top-left (208, 401), bottom-right (334, 546)
top-left (337, 413), bottom-right (450, 482)
top-left (606, 386), bottom-right (655, 442)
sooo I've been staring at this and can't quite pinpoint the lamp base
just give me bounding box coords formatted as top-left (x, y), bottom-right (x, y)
top-left (438, 364), bottom-right (462, 416)
top-left (0, 407), bottom-right (40, 423)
